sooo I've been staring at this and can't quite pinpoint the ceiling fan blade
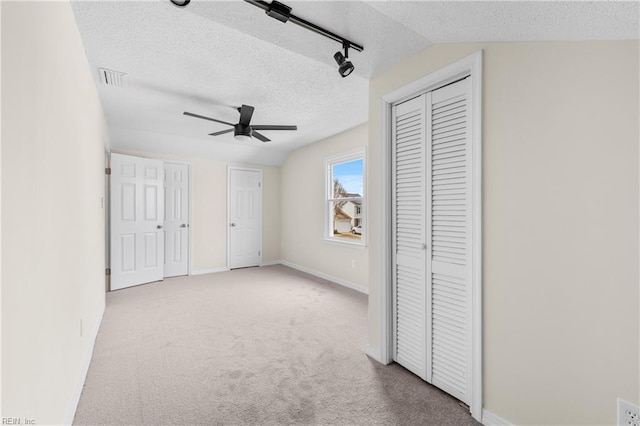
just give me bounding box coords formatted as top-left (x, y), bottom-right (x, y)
top-left (209, 129), bottom-right (234, 136)
top-left (251, 125), bottom-right (297, 131)
top-left (183, 111), bottom-right (234, 126)
top-left (251, 130), bottom-right (271, 142)
top-left (238, 104), bottom-right (255, 126)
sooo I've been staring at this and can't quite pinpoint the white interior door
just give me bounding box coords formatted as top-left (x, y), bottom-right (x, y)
top-left (110, 153), bottom-right (164, 290)
top-left (392, 77), bottom-right (473, 406)
top-left (392, 95), bottom-right (429, 380)
top-left (228, 168), bottom-right (262, 269)
top-left (428, 77), bottom-right (472, 405)
top-left (164, 162), bottom-right (190, 278)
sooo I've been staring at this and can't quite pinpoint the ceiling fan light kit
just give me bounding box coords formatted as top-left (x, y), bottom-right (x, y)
top-left (245, 0), bottom-right (363, 78)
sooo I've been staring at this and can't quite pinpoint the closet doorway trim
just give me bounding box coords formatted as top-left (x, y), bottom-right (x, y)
top-left (378, 50), bottom-right (483, 421)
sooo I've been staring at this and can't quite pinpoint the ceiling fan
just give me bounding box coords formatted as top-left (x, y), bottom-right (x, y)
top-left (183, 104), bottom-right (297, 142)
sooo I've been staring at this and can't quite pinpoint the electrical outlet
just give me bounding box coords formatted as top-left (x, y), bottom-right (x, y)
top-left (618, 398), bottom-right (640, 426)
top-left (351, 259), bottom-right (356, 269)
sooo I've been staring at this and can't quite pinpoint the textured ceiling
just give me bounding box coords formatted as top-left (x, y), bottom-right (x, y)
top-left (71, 0), bottom-right (639, 166)
top-left (366, 1), bottom-right (640, 44)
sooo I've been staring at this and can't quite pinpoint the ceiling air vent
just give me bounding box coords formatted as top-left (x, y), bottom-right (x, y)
top-left (98, 68), bottom-right (127, 88)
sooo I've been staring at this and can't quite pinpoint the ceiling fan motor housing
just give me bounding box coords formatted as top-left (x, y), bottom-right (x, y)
top-left (234, 124), bottom-right (252, 138)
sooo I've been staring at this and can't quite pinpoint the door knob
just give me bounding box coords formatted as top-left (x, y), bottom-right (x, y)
top-left (421, 243), bottom-right (427, 250)
top-left (180, 224), bottom-right (188, 228)
top-left (157, 225), bottom-right (164, 229)
top-left (230, 223), bottom-right (236, 227)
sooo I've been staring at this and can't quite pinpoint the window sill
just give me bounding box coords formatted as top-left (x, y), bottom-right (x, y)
top-left (323, 237), bottom-right (367, 249)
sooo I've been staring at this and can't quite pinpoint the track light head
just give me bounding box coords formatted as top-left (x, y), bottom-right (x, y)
top-left (170, 0), bottom-right (190, 7)
top-left (333, 50), bottom-right (354, 78)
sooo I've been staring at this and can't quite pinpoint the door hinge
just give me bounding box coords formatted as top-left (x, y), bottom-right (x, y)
top-left (258, 182), bottom-right (261, 188)
top-left (105, 268), bottom-right (111, 276)
top-left (258, 251), bottom-right (261, 256)
top-left (105, 167), bottom-right (111, 175)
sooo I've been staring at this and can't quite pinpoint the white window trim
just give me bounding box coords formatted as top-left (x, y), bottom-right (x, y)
top-left (324, 148), bottom-right (367, 247)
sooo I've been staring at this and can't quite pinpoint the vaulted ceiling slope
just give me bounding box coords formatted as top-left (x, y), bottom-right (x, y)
top-left (71, 1), bottom-right (638, 166)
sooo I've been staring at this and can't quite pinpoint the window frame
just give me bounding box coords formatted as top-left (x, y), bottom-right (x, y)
top-left (324, 148), bottom-right (366, 247)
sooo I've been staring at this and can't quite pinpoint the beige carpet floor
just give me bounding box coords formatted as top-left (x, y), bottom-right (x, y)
top-left (74, 265), bottom-right (478, 425)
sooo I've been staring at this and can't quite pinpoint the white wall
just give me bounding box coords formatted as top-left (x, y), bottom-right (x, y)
top-left (367, 41), bottom-right (639, 424)
top-left (113, 150), bottom-right (281, 271)
top-left (2, 1), bottom-right (109, 423)
top-left (281, 124), bottom-right (369, 291)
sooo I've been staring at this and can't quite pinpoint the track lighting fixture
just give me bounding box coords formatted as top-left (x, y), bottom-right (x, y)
top-left (244, 0), bottom-right (363, 78)
top-left (170, 0), bottom-right (190, 7)
top-left (334, 44), bottom-right (355, 78)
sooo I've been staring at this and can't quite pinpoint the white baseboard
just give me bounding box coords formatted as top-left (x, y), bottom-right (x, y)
top-left (482, 409), bottom-right (513, 426)
top-left (192, 261), bottom-right (368, 294)
top-left (191, 266), bottom-right (228, 276)
top-left (278, 260), bottom-right (369, 295)
top-left (64, 304), bottom-right (105, 425)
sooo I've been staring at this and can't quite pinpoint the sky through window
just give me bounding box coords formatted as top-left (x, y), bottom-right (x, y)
top-left (333, 159), bottom-right (363, 196)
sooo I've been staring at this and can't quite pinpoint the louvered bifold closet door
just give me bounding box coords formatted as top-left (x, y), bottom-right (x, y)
top-left (392, 95), bottom-right (428, 380)
top-left (428, 77), bottom-right (472, 405)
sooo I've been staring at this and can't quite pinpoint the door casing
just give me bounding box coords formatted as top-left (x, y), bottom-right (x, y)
top-left (227, 166), bottom-right (263, 270)
top-left (376, 50), bottom-right (483, 421)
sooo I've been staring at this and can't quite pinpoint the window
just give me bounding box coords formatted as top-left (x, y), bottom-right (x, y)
top-left (325, 150), bottom-right (365, 245)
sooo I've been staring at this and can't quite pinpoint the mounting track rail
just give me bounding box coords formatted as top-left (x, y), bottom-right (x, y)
top-left (244, 0), bottom-right (364, 53)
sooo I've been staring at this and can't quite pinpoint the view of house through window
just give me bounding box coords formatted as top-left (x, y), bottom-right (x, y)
top-left (327, 155), bottom-right (364, 242)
